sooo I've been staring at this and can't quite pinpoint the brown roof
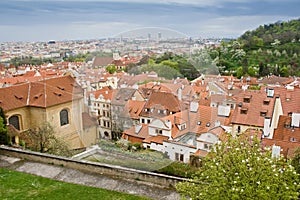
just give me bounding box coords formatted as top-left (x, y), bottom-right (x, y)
top-left (139, 91), bottom-right (181, 118)
top-left (273, 115), bottom-right (300, 142)
top-left (123, 124), bottom-right (149, 139)
top-left (90, 86), bottom-right (113, 100)
top-left (143, 135), bottom-right (169, 144)
top-left (274, 87), bottom-right (300, 115)
top-left (262, 115), bottom-right (300, 158)
top-left (126, 100), bottom-right (146, 120)
top-left (260, 75), bottom-right (294, 86)
top-left (0, 75), bottom-right (83, 111)
top-left (161, 105), bottom-right (232, 139)
top-left (231, 90), bottom-right (275, 127)
top-left (92, 57), bottom-right (113, 67)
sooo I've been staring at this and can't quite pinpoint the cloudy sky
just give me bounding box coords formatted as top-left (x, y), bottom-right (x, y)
top-left (0, 0), bottom-right (299, 42)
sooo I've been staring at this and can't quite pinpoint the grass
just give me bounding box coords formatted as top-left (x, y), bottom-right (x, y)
top-left (85, 140), bottom-right (173, 171)
top-left (0, 168), bottom-right (150, 200)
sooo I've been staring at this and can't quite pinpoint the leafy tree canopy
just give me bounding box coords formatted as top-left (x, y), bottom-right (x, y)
top-left (0, 107), bottom-right (8, 145)
top-left (176, 135), bottom-right (299, 200)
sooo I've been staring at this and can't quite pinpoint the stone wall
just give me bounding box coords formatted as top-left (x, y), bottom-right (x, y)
top-left (0, 146), bottom-right (186, 188)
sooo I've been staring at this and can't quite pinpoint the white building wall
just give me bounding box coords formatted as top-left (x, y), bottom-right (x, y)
top-left (150, 143), bottom-right (164, 152)
top-left (163, 141), bottom-right (197, 163)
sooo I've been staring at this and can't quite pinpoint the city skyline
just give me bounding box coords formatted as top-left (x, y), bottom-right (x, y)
top-left (0, 0), bottom-right (299, 42)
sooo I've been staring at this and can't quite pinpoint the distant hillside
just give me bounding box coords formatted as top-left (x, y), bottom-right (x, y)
top-left (209, 18), bottom-right (300, 77)
top-left (239, 18), bottom-right (300, 49)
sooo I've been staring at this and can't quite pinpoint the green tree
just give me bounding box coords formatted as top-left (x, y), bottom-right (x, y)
top-left (26, 123), bottom-right (71, 156)
top-left (176, 135), bottom-right (299, 199)
top-left (0, 107), bottom-right (8, 145)
top-left (160, 60), bottom-right (179, 70)
top-left (292, 147), bottom-right (300, 174)
top-left (106, 64), bottom-right (117, 74)
top-left (236, 66), bottom-right (243, 78)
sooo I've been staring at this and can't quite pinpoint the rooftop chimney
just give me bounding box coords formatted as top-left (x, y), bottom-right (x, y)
top-left (263, 117), bottom-right (271, 138)
top-left (291, 113), bottom-right (300, 128)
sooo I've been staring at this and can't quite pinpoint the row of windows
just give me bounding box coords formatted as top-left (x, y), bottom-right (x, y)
top-left (175, 153), bottom-right (184, 162)
top-left (8, 109), bottom-right (70, 131)
top-left (94, 103), bottom-right (110, 109)
top-left (141, 118), bottom-right (151, 124)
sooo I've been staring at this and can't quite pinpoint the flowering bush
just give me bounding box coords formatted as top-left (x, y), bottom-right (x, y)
top-left (176, 135), bottom-right (299, 199)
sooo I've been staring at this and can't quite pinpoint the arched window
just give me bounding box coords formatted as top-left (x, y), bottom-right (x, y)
top-left (9, 115), bottom-right (20, 130)
top-left (60, 109), bottom-right (69, 126)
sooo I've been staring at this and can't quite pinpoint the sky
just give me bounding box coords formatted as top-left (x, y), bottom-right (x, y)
top-left (0, 0), bottom-right (299, 42)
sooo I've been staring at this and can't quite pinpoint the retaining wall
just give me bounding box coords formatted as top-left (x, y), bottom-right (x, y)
top-left (0, 146), bottom-right (186, 188)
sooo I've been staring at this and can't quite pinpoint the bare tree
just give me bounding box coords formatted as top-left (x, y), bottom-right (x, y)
top-left (25, 123), bottom-right (71, 156)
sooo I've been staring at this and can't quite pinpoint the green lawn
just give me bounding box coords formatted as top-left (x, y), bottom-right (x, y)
top-left (0, 168), bottom-right (150, 200)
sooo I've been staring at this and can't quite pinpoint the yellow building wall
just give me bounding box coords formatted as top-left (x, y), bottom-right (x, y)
top-left (45, 99), bottom-right (84, 149)
top-left (5, 98), bottom-right (97, 150)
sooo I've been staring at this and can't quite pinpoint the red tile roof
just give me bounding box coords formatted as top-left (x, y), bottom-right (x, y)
top-left (143, 135), bottom-right (169, 144)
top-left (139, 91), bottom-right (181, 118)
top-left (90, 86), bottom-right (113, 100)
top-left (122, 124), bottom-right (149, 139)
top-left (273, 87), bottom-right (300, 115)
top-left (231, 89), bottom-right (275, 127)
top-left (0, 75), bottom-right (83, 111)
top-left (126, 100), bottom-right (146, 120)
top-left (262, 115), bottom-right (300, 158)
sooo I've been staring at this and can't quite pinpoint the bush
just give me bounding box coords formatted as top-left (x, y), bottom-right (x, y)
top-left (156, 161), bottom-right (198, 178)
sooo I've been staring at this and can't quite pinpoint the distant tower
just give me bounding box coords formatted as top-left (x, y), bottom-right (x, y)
top-left (158, 32), bottom-right (162, 41)
top-left (148, 33), bottom-right (151, 41)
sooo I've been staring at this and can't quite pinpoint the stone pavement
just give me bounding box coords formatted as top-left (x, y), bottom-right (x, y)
top-left (0, 155), bottom-right (180, 200)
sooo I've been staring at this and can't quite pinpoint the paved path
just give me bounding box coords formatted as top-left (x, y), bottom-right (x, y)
top-left (0, 155), bottom-right (180, 200)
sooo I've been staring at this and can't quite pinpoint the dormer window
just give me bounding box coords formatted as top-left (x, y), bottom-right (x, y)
top-left (260, 110), bottom-right (267, 117)
top-left (263, 99), bottom-right (270, 105)
top-left (206, 122), bottom-right (210, 127)
top-left (243, 95), bottom-right (251, 103)
top-left (197, 121), bottom-right (201, 125)
top-left (241, 108), bottom-right (248, 114)
top-left (179, 123), bottom-right (186, 131)
top-left (284, 123), bottom-right (291, 128)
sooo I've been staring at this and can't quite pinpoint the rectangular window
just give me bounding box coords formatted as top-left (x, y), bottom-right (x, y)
top-left (180, 154), bottom-right (184, 162)
top-left (175, 153), bottom-right (179, 161)
top-left (241, 108), bottom-right (248, 114)
top-left (260, 111), bottom-right (267, 117)
top-left (204, 143), bottom-right (208, 149)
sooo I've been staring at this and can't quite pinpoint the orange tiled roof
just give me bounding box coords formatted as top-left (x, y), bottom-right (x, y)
top-left (143, 135), bottom-right (169, 144)
top-left (123, 124), bottom-right (149, 139)
top-left (274, 87), bottom-right (300, 115)
top-left (90, 86), bottom-right (113, 100)
top-left (262, 115), bottom-right (300, 158)
top-left (140, 91), bottom-right (181, 117)
top-left (0, 75), bottom-right (83, 111)
top-left (231, 90), bottom-right (275, 127)
top-left (126, 100), bottom-right (146, 120)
